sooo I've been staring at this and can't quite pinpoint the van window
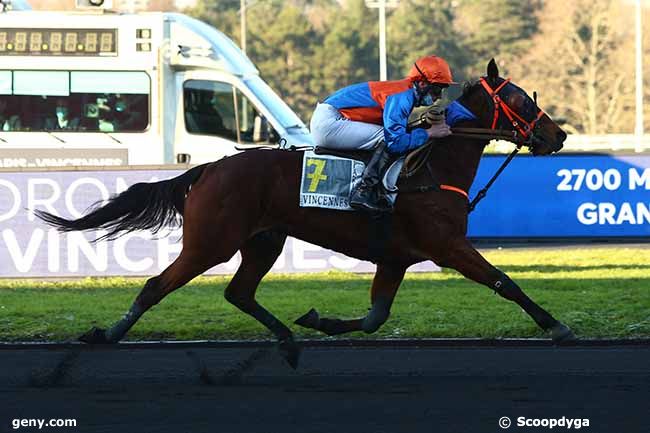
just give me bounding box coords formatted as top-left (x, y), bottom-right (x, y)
top-left (0, 70), bottom-right (150, 132)
top-left (184, 80), bottom-right (237, 140)
top-left (184, 79), bottom-right (268, 143)
top-left (14, 71), bottom-right (69, 96)
top-left (0, 71), bottom-right (11, 95)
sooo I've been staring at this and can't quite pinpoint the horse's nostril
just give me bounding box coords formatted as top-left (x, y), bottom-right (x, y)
top-left (557, 130), bottom-right (567, 142)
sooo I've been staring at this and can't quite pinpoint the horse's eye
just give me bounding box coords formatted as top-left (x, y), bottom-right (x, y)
top-left (510, 94), bottom-right (536, 118)
top-left (510, 94), bottom-right (526, 110)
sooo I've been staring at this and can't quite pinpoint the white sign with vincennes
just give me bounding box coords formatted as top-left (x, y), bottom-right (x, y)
top-left (0, 169), bottom-right (439, 277)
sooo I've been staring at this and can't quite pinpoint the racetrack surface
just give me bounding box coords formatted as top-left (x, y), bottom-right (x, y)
top-left (1, 340), bottom-right (648, 433)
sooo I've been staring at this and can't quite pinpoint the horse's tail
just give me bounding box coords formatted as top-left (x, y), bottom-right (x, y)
top-left (34, 163), bottom-right (209, 241)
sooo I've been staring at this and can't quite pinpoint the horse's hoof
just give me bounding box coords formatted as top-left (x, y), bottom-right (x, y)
top-left (78, 327), bottom-right (112, 344)
top-left (294, 308), bottom-right (320, 329)
top-left (278, 337), bottom-right (301, 370)
top-left (550, 322), bottom-right (576, 343)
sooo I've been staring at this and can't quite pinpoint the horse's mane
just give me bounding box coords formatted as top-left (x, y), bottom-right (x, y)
top-left (461, 80), bottom-right (480, 97)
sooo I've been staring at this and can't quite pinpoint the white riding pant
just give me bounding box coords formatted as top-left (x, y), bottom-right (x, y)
top-left (309, 103), bottom-right (384, 150)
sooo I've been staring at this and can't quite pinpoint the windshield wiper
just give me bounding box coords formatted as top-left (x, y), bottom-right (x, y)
top-left (47, 131), bottom-right (66, 144)
top-left (104, 132), bottom-right (122, 144)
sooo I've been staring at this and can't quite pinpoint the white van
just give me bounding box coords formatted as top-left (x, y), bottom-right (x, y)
top-left (0, 1), bottom-right (312, 168)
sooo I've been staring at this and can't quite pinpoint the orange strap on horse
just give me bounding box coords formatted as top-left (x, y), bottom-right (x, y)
top-left (440, 184), bottom-right (468, 199)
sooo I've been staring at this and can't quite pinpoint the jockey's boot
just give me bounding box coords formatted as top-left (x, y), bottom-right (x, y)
top-left (350, 141), bottom-right (393, 213)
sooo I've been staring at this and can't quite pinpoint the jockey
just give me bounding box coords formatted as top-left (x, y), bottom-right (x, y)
top-left (310, 55), bottom-right (455, 213)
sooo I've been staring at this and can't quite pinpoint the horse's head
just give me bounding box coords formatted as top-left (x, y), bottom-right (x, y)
top-left (458, 59), bottom-right (566, 156)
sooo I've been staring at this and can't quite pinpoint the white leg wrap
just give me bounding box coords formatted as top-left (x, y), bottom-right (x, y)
top-left (361, 299), bottom-right (391, 334)
top-left (104, 303), bottom-right (144, 342)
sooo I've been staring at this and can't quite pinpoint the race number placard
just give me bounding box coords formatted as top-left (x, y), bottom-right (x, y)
top-left (299, 151), bottom-right (364, 211)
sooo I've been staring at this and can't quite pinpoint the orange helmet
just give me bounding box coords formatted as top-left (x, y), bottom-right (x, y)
top-left (407, 55), bottom-right (456, 85)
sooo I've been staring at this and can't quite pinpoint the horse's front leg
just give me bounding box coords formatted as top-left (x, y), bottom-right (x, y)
top-left (439, 238), bottom-right (575, 342)
top-left (295, 264), bottom-right (406, 336)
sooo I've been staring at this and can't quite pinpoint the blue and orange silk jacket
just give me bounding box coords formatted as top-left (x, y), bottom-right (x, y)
top-left (324, 79), bottom-right (429, 155)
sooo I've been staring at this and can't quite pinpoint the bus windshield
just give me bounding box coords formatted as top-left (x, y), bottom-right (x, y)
top-left (0, 70), bottom-right (150, 132)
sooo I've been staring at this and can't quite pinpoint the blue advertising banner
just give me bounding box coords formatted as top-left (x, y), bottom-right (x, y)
top-left (467, 154), bottom-right (650, 238)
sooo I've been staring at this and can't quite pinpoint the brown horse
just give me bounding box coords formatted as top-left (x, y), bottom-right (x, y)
top-left (35, 60), bottom-right (572, 368)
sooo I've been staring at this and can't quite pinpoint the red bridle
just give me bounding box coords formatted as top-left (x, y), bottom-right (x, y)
top-left (479, 77), bottom-right (545, 142)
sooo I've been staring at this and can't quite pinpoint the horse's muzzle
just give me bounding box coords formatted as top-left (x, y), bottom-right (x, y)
top-left (531, 130), bottom-right (565, 155)
top-left (555, 130), bottom-right (567, 150)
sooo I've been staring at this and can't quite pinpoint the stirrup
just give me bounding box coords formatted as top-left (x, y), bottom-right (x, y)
top-left (350, 187), bottom-right (392, 213)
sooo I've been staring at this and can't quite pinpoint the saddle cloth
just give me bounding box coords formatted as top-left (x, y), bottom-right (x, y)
top-left (299, 150), bottom-right (404, 211)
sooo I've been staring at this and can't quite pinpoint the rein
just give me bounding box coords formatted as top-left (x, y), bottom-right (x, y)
top-left (448, 127), bottom-right (526, 213)
top-left (450, 127), bottom-right (525, 143)
top-left (467, 143), bottom-right (521, 213)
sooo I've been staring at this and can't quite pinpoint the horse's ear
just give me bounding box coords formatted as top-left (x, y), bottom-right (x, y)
top-left (487, 59), bottom-right (499, 81)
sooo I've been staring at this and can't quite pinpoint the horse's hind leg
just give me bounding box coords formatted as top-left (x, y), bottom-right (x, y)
top-left (80, 241), bottom-right (237, 344)
top-left (81, 204), bottom-right (250, 344)
top-left (295, 264), bottom-right (406, 336)
top-left (440, 238), bottom-right (575, 342)
top-left (222, 231), bottom-right (302, 368)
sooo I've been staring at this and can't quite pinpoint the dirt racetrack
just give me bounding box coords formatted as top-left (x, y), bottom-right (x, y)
top-left (1, 340), bottom-right (648, 433)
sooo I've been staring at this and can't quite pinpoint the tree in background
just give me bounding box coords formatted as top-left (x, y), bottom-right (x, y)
top-left (513, 0), bottom-right (633, 134)
top-left (454, 0), bottom-right (542, 75)
top-left (642, 5), bottom-right (650, 133)
top-left (610, 0), bottom-right (649, 135)
top-left (386, 0), bottom-right (470, 80)
top-left (310, 0), bottom-right (379, 98)
top-left (244, 1), bottom-right (318, 118)
top-left (184, 0), bottom-right (238, 36)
